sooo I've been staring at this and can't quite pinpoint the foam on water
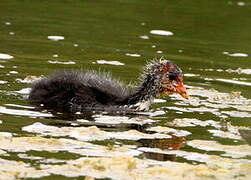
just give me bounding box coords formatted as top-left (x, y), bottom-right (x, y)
top-left (150, 30), bottom-right (174, 36)
top-left (0, 106), bottom-right (53, 118)
top-left (0, 80), bottom-right (7, 84)
top-left (139, 35), bottom-right (149, 39)
top-left (48, 60), bottom-right (76, 64)
top-left (223, 52), bottom-right (248, 57)
top-left (95, 60), bottom-right (125, 66)
top-left (9, 71), bottom-right (18, 74)
top-left (216, 78), bottom-right (251, 86)
top-left (147, 126), bottom-right (191, 137)
top-left (187, 140), bottom-right (251, 158)
top-left (22, 123), bottom-right (171, 141)
top-left (0, 53), bottom-right (13, 59)
top-left (4, 104), bottom-right (35, 109)
top-left (125, 53), bottom-right (141, 57)
top-left (47, 36), bottom-right (64, 41)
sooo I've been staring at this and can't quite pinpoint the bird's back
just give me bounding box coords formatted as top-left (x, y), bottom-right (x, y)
top-left (29, 70), bottom-right (129, 112)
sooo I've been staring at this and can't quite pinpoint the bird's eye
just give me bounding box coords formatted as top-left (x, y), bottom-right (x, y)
top-left (168, 73), bottom-right (176, 81)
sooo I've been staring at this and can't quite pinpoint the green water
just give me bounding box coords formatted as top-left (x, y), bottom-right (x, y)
top-left (0, 0), bottom-right (251, 179)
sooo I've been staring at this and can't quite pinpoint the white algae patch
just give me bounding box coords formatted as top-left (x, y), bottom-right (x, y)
top-left (216, 79), bottom-right (251, 86)
top-left (22, 123), bottom-right (171, 141)
top-left (0, 106), bottom-right (53, 118)
top-left (95, 60), bottom-right (125, 66)
top-left (147, 126), bottom-right (191, 137)
top-left (93, 115), bottom-right (155, 125)
top-left (48, 60), bottom-right (76, 64)
top-left (184, 73), bottom-right (199, 77)
top-left (0, 53), bottom-right (14, 59)
top-left (225, 68), bottom-right (251, 74)
top-left (0, 135), bottom-right (141, 157)
top-left (16, 75), bottom-right (42, 83)
top-left (5, 104), bottom-right (35, 109)
top-left (0, 80), bottom-right (7, 84)
top-left (39, 156), bottom-right (251, 180)
top-left (223, 52), bottom-right (248, 57)
top-left (139, 35), bottom-right (149, 39)
top-left (125, 53), bottom-right (141, 57)
top-left (0, 158), bottom-right (50, 180)
top-left (176, 87), bottom-right (251, 118)
top-left (47, 36), bottom-right (64, 41)
top-left (153, 98), bottom-right (166, 103)
top-left (9, 71), bottom-right (18, 74)
top-left (187, 140), bottom-right (251, 158)
top-left (138, 147), bottom-right (212, 163)
top-left (208, 129), bottom-right (242, 140)
top-left (221, 110), bottom-right (251, 118)
top-left (166, 118), bottom-right (221, 128)
top-left (150, 30), bottom-right (174, 36)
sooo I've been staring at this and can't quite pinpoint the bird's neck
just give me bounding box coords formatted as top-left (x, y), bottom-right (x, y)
top-left (123, 72), bottom-right (162, 110)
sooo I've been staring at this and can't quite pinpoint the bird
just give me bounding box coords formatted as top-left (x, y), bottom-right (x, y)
top-left (28, 58), bottom-right (189, 113)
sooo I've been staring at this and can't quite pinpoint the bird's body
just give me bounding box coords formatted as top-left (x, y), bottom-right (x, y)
top-left (29, 59), bottom-right (188, 113)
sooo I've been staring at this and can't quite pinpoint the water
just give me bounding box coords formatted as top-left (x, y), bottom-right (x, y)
top-left (0, 0), bottom-right (251, 179)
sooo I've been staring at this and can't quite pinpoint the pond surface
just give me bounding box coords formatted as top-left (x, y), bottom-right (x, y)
top-left (0, 0), bottom-right (251, 179)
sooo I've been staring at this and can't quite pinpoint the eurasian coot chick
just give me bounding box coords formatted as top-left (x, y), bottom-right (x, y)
top-left (29, 58), bottom-right (189, 113)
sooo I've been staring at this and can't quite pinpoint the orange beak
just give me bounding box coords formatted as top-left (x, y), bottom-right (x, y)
top-left (176, 81), bottom-right (189, 99)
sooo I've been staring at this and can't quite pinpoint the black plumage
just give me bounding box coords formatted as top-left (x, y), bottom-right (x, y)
top-left (29, 59), bottom-right (188, 113)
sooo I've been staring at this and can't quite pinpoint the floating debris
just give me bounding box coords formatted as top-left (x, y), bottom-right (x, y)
top-left (0, 106), bottom-right (53, 118)
top-left (95, 60), bottom-right (125, 66)
top-left (0, 53), bottom-right (13, 59)
top-left (139, 35), bottom-right (149, 39)
top-left (93, 115), bottom-right (155, 125)
top-left (166, 118), bottom-right (221, 128)
top-left (221, 111), bottom-right (251, 118)
top-left (125, 53), bottom-right (141, 57)
top-left (48, 60), bottom-right (76, 64)
top-left (47, 36), bottom-right (64, 41)
top-left (187, 140), bottom-right (251, 158)
top-left (150, 30), bottom-right (174, 36)
top-left (216, 79), bottom-right (251, 87)
top-left (0, 80), bottom-right (7, 84)
top-left (184, 73), bottom-right (199, 77)
top-left (4, 104), bottom-right (35, 109)
top-left (208, 129), bottom-right (241, 140)
top-left (237, 2), bottom-right (246, 6)
top-left (147, 126), bottom-right (191, 137)
top-left (223, 52), bottom-right (248, 57)
top-left (39, 156), bottom-right (251, 180)
top-left (153, 98), bottom-right (166, 103)
top-left (9, 71), bottom-right (18, 74)
top-left (0, 158), bottom-right (50, 179)
top-left (22, 123), bottom-right (171, 141)
top-left (0, 135), bottom-right (141, 157)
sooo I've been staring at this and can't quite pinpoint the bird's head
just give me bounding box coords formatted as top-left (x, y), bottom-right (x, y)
top-left (151, 59), bottom-right (189, 99)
